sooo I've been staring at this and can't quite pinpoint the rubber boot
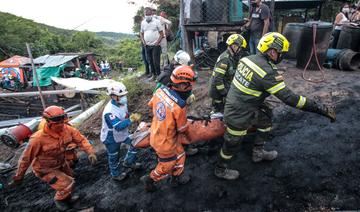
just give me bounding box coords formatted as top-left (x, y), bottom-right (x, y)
top-left (252, 146), bottom-right (278, 162)
top-left (140, 174), bottom-right (157, 192)
top-left (214, 162), bottom-right (239, 180)
top-left (112, 172), bottom-right (127, 182)
top-left (54, 199), bottom-right (71, 211)
top-left (170, 172), bottom-right (191, 187)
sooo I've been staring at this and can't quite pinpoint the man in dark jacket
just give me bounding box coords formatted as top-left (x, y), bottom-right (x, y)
top-left (214, 32), bottom-right (336, 180)
top-left (209, 34), bottom-right (248, 113)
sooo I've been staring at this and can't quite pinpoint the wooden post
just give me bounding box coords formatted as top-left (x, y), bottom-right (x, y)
top-left (180, 0), bottom-right (186, 50)
top-left (185, 28), bottom-right (194, 64)
top-left (270, 0), bottom-right (275, 32)
top-left (26, 43), bottom-right (46, 110)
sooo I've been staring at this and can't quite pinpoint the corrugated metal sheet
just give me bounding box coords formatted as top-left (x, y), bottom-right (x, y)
top-left (33, 55), bottom-right (79, 67)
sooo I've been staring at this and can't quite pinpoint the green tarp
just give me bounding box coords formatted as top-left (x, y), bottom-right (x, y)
top-left (33, 64), bottom-right (66, 86)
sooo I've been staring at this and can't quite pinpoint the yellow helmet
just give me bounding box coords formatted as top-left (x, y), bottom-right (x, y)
top-left (257, 32), bottom-right (290, 54)
top-left (226, 34), bottom-right (247, 48)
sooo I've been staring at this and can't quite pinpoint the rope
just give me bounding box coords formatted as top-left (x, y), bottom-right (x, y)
top-left (302, 23), bottom-right (325, 83)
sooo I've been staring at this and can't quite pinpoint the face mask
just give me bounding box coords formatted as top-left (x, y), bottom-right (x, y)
top-left (118, 96), bottom-right (128, 105)
top-left (342, 8), bottom-right (350, 13)
top-left (145, 15), bottom-right (152, 22)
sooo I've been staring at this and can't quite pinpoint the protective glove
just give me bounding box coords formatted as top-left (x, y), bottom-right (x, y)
top-left (186, 94), bottom-right (196, 105)
top-left (320, 105), bottom-right (336, 122)
top-left (88, 153), bottom-right (98, 165)
top-left (303, 99), bottom-right (336, 123)
top-left (130, 113), bottom-right (141, 123)
top-left (8, 175), bottom-right (23, 187)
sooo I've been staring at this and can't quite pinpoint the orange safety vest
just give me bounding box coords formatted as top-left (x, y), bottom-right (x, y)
top-left (148, 86), bottom-right (188, 156)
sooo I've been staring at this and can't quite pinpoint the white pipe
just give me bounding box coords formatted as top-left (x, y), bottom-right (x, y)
top-left (69, 100), bottom-right (105, 128)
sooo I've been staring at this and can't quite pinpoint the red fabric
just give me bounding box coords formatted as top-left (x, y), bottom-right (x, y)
top-left (134, 118), bottom-right (226, 148)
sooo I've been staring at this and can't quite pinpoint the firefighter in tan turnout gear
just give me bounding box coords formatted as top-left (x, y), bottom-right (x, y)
top-left (209, 34), bottom-right (248, 113)
top-left (214, 32), bottom-right (336, 180)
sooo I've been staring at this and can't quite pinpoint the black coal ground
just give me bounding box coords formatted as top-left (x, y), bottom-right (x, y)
top-left (1, 65), bottom-right (360, 212)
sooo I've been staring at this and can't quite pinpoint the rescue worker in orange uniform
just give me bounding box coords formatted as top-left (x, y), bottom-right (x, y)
top-left (38, 117), bottom-right (79, 168)
top-left (10, 106), bottom-right (97, 211)
top-left (141, 65), bottom-right (196, 192)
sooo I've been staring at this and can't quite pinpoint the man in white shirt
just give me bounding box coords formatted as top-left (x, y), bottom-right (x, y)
top-left (140, 7), bottom-right (164, 80)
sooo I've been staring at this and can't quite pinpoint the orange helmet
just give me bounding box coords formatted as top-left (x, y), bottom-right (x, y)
top-left (170, 66), bottom-right (196, 92)
top-left (170, 66), bottom-right (195, 85)
top-left (43, 105), bottom-right (67, 123)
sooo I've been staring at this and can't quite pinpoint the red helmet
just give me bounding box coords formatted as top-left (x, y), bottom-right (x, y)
top-left (43, 106), bottom-right (67, 123)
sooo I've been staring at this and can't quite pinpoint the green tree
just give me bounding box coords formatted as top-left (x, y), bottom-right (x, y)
top-left (115, 38), bottom-right (142, 68)
top-left (65, 31), bottom-right (104, 53)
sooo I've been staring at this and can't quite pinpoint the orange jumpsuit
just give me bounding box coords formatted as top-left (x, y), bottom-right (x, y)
top-left (38, 118), bottom-right (78, 167)
top-left (15, 124), bottom-right (95, 200)
top-left (148, 86), bottom-right (188, 182)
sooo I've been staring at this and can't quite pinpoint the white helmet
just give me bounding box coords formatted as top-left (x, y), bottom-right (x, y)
top-left (107, 82), bottom-right (128, 96)
top-left (174, 50), bottom-right (191, 66)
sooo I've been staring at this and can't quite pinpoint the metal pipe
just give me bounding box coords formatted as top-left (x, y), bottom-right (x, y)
top-left (0, 89), bottom-right (101, 98)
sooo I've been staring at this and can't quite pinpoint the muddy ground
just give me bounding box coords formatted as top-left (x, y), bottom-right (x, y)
top-left (1, 60), bottom-right (360, 211)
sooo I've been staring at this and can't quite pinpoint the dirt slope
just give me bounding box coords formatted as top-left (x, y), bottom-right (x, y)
top-left (1, 61), bottom-right (360, 211)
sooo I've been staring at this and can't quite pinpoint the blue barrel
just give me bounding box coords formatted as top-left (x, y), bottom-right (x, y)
top-left (229, 0), bottom-right (243, 22)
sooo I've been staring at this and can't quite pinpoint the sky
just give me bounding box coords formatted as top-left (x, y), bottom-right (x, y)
top-left (1, 0), bottom-right (156, 33)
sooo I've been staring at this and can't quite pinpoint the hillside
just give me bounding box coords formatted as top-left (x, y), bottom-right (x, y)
top-left (0, 12), bottom-right (134, 60)
top-left (96, 31), bottom-right (135, 45)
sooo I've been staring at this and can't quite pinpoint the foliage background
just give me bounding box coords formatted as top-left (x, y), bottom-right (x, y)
top-left (0, 12), bottom-right (140, 68)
